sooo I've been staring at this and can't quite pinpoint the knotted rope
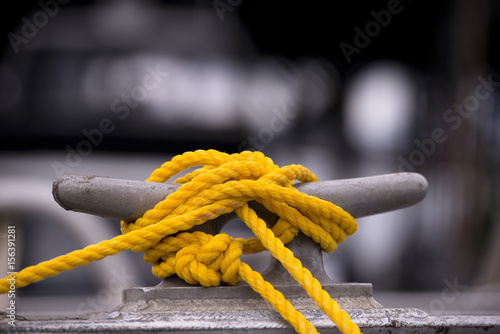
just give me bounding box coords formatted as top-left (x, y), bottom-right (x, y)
top-left (0, 150), bottom-right (360, 334)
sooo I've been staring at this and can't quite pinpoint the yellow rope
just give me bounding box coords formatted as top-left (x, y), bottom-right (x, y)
top-left (0, 149), bottom-right (361, 334)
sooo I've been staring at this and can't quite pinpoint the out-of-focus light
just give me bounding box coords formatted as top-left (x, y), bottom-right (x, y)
top-left (297, 58), bottom-right (340, 121)
top-left (81, 55), bottom-right (338, 133)
top-left (344, 61), bottom-right (417, 153)
top-left (89, 0), bottom-right (159, 47)
top-left (145, 57), bottom-right (242, 130)
top-left (239, 59), bottom-right (300, 132)
top-left (0, 0), bottom-right (340, 142)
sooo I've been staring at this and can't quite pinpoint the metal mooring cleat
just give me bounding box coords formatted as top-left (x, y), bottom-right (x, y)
top-left (4, 172), bottom-right (500, 333)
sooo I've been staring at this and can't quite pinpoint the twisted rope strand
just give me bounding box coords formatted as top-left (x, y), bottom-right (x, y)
top-left (239, 262), bottom-right (319, 334)
top-left (0, 150), bottom-right (361, 334)
top-left (236, 203), bottom-right (361, 334)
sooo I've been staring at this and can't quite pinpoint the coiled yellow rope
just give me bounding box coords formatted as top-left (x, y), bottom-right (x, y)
top-left (0, 149), bottom-right (361, 334)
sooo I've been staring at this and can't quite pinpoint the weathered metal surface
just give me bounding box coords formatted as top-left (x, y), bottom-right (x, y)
top-left (121, 281), bottom-right (382, 313)
top-left (2, 308), bottom-right (499, 333)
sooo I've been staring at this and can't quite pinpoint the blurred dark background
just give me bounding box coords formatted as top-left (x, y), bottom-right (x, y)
top-left (0, 0), bottom-right (499, 315)
top-left (0, 0), bottom-right (453, 152)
